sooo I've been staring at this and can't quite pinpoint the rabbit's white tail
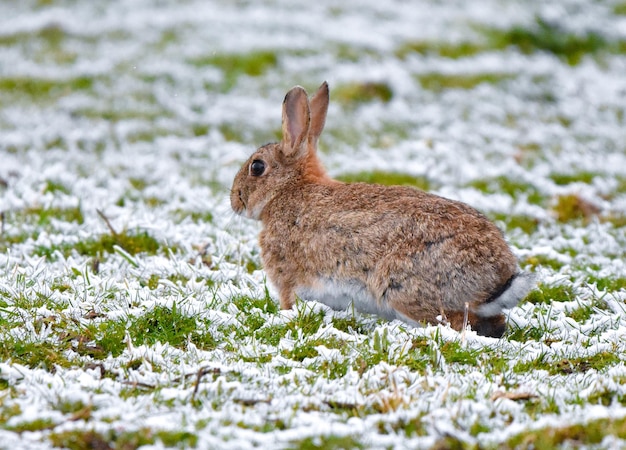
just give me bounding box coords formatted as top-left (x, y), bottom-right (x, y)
top-left (476, 272), bottom-right (536, 317)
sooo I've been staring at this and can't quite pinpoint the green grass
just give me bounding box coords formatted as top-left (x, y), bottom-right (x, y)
top-left (0, 401), bottom-right (21, 424)
top-left (523, 254), bottom-right (566, 271)
top-left (287, 335), bottom-right (341, 362)
top-left (5, 417), bottom-right (57, 433)
top-left (492, 213), bottom-right (541, 234)
top-left (552, 194), bottom-right (601, 223)
top-left (0, 275), bottom-right (64, 311)
top-left (217, 122), bottom-right (246, 142)
top-left (395, 40), bottom-right (486, 59)
top-left (157, 430), bottom-right (199, 448)
top-left (336, 170), bottom-right (430, 191)
top-left (107, 303), bottom-right (218, 353)
top-left (524, 283), bottom-right (576, 304)
top-left (6, 205), bottom-right (85, 227)
top-left (333, 82), bottom-right (393, 105)
top-left (0, 25), bottom-right (81, 67)
top-left (288, 303), bottom-right (326, 336)
top-left (508, 323), bottom-right (554, 343)
top-left (315, 358), bottom-right (351, 380)
top-left (0, 26), bottom-right (62, 47)
top-left (35, 229), bottom-right (163, 260)
top-left (397, 18), bottom-right (626, 66)
top-left (591, 276), bottom-right (626, 293)
top-left (232, 293), bottom-right (279, 315)
top-left (605, 213), bottom-right (626, 228)
top-left (554, 351), bottom-right (621, 375)
top-left (416, 72), bottom-right (513, 92)
top-left (616, 2), bottom-right (626, 15)
top-left (549, 171), bottom-right (598, 186)
top-left (0, 310), bottom-right (127, 365)
top-left (289, 434), bottom-right (365, 450)
top-left (84, 319), bottom-right (128, 358)
top-left (507, 414), bottom-right (626, 448)
top-left (331, 314), bottom-right (369, 335)
top-left (0, 76), bottom-right (95, 102)
top-left (43, 180), bottom-right (72, 195)
top-left (333, 43), bottom-right (381, 63)
top-left (512, 350), bottom-right (621, 377)
top-left (481, 17), bottom-right (626, 65)
top-left (566, 297), bottom-right (608, 323)
top-left (439, 340), bottom-right (481, 366)
top-left (220, 295), bottom-right (326, 352)
top-left (49, 428), bottom-right (158, 450)
top-left (49, 430), bottom-right (118, 450)
top-left (0, 337), bottom-right (75, 371)
top-left (39, 304), bottom-right (219, 362)
top-left (255, 323), bottom-right (289, 346)
top-left (188, 50), bottom-right (278, 90)
top-left (469, 176), bottom-right (545, 205)
top-left (129, 303), bottom-right (198, 348)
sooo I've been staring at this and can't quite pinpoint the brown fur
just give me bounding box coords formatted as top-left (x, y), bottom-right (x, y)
top-left (231, 82), bottom-right (532, 338)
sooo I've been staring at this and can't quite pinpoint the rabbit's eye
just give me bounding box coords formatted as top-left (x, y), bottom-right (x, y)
top-left (250, 160), bottom-right (266, 177)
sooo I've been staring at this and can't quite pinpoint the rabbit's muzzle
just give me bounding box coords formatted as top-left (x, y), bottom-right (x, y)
top-left (230, 188), bottom-right (246, 216)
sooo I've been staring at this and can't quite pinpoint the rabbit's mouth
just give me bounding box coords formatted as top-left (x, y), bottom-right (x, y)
top-left (230, 189), bottom-right (247, 216)
top-left (233, 205), bottom-right (246, 216)
top-left (231, 190), bottom-right (265, 220)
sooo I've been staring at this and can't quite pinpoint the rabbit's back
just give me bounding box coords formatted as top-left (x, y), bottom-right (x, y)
top-left (260, 181), bottom-right (518, 324)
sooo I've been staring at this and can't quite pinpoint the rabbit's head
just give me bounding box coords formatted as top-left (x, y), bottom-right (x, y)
top-left (231, 82), bottom-right (331, 220)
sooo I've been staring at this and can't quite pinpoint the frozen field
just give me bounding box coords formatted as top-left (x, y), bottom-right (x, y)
top-left (1, 0), bottom-right (626, 448)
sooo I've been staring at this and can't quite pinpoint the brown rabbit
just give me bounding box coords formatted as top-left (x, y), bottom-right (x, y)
top-left (231, 82), bottom-right (535, 337)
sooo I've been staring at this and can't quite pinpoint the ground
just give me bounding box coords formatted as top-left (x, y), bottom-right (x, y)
top-left (1, 0), bottom-right (626, 449)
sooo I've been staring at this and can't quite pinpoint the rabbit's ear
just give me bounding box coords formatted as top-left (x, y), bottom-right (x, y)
top-left (281, 86), bottom-right (311, 158)
top-left (308, 81), bottom-right (329, 148)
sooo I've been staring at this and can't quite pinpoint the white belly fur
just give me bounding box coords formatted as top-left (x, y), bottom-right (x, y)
top-left (295, 277), bottom-right (420, 326)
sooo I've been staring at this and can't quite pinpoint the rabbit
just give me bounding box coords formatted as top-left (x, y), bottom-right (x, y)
top-left (230, 82), bottom-right (535, 338)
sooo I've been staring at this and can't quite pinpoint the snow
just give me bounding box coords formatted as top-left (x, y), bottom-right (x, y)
top-left (1, 0), bottom-right (626, 448)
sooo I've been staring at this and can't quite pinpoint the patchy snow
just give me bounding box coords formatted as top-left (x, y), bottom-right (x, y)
top-left (1, 0), bottom-right (626, 448)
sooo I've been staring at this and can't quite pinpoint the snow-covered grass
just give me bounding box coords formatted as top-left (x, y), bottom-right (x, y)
top-left (1, 0), bottom-right (626, 448)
